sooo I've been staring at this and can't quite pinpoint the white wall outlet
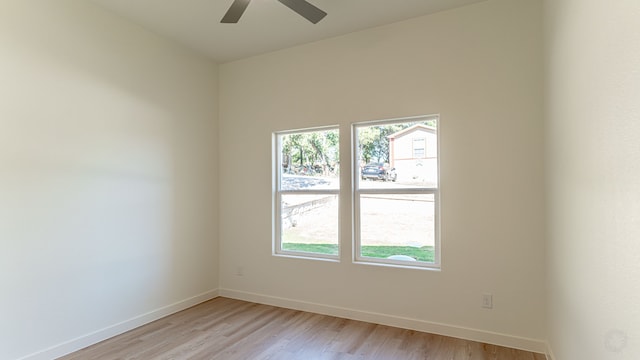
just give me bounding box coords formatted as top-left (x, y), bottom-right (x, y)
top-left (236, 266), bottom-right (244, 276)
top-left (482, 293), bottom-right (493, 309)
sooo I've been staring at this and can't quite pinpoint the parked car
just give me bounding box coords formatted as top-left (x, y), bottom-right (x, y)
top-left (361, 162), bottom-right (397, 181)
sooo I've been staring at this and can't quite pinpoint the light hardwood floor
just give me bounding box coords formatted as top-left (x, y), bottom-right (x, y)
top-left (60, 297), bottom-right (546, 360)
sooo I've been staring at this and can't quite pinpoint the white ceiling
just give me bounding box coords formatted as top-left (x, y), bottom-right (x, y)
top-left (91, 0), bottom-right (487, 63)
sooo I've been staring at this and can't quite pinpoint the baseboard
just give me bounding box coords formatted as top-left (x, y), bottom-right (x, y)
top-left (219, 288), bottom-right (547, 354)
top-left (18, 289), bottom-right (219, 360)
top-left (545, 341), bottom-right (556, 360)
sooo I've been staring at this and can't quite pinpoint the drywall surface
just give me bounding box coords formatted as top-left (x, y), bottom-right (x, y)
top-left (220, 0), bottom-right (545, 347)
top-left (0, 1), bottom-right (218, 359)
top-left (544, 0), bottom-right (640, 359)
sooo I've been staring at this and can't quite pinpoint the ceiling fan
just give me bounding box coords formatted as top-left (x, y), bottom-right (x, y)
top-left (221, 0), bottom-right (327, 24)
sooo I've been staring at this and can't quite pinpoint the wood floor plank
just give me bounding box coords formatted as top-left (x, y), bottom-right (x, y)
top-left (58, 297), bottom-right (546, 360)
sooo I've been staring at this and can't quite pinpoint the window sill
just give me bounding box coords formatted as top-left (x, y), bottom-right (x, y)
top-left (273, 252), bottom-right (340, 263)
top-left (353, 258), bottom-right (441, 271)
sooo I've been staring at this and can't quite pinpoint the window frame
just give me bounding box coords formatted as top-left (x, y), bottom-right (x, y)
top-left (273, 125), bottom-right (340, 261)
top-left (352, 115), bottom-right (441, 269)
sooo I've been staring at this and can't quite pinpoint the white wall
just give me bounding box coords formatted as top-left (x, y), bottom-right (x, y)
top-left (220, 0), bottom-right (546, 350)
top-left (0, 1), bottom-right (219, 359)
top-left (544, 0), bottom-right (640, 359)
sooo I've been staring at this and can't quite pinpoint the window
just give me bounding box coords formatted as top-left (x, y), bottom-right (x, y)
top-left (354, 116), bottom-right (439, 268)
top-left (413, 137), bottom-right (426, 158)
top-left (274, 127), bottom-right (340, 260)
top-left (273, 116), bottom-right (439, 268)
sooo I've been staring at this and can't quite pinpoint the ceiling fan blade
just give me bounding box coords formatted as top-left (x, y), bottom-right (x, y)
top-left (221, 0), bottom-right (251, 23)
top-left (277, 0), bottom-right (327, 24)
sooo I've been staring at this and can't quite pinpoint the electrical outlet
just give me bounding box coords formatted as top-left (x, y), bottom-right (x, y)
top-left (482, 293), bottom-right (493, 309)
top-left (236, 266), bottom-right (244, 276)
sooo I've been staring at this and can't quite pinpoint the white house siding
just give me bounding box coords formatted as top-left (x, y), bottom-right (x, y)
top-left (389, 126), bottom-right (438, 186)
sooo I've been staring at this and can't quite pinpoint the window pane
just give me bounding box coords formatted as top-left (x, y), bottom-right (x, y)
top-left (359, 193), bottom-right (435, 263)
top-left (279, 129), bottom-right (339, 191)
top-left (281, 194), bottom-right (339, 256)
top-left (356, 120), bottom-right (437, 189)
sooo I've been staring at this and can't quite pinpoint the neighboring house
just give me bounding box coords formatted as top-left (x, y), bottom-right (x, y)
top-left (388, 124), bottom-right (437, 185)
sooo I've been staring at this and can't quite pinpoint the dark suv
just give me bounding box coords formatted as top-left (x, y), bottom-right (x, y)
top-left (361, 162), bottom-right (397, 182)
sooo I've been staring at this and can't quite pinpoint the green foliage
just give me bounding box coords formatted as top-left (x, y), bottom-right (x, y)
top-left (358, 124), bottom-right (405, 164)
top-left (280, 119), bottom-right (437, 171)
top-left (281, 129), bottom-right (339, 168)
top-left (281, 243), bottom-right (435, 262)
top-left (357, 120), bottom-right (436, 164)
top-left (361, 245), bottom-right (434, 262)
top-left (282, 243), bottom-right (339, 255)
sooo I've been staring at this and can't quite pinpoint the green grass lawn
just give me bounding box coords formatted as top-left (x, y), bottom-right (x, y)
top-left (281, 243), bottom-right (434, 262)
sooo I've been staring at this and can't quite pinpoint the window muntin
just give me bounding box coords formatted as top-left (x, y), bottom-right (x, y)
top-left (354, 116), bottom-right (439, 268)
top-left (274, 127), bottom-right (339, 259)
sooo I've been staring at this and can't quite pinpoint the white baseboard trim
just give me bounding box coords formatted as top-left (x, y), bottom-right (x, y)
top-left (545, 341), bottom-right (556, 360)
top-left (219, 288), bottom-right (547, 354)
top-left (18, 289), bottom-right (219, 360)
